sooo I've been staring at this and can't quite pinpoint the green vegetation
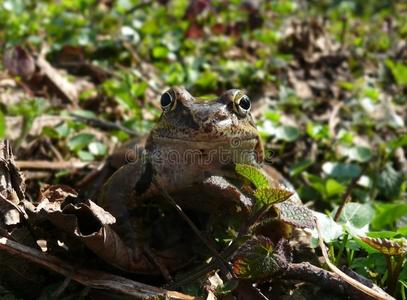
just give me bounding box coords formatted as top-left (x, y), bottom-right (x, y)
top-left (0, 0), bottom-right (406, 298)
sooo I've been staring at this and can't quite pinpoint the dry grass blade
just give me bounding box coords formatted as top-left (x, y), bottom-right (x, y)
top-left (315, 219), bottom-right (395, 300)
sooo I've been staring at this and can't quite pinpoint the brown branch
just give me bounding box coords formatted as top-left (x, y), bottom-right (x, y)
top-left (15, 160), bottom-right (91, 170)
top-left (0, 236), bottom-right (198, 300)
top-left (69, 113), bottom-right (139, 136)
top-left (283, 262), bottom-right (373, 300)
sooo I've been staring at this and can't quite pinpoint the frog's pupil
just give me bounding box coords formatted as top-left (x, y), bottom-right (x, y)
top-left (239, 96), bottom-right (251, 110)
top-left (161, 92), bottom-right (172, 108)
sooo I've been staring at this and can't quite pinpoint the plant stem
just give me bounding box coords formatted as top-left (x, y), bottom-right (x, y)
top-left (335, 233), bottom-right (349, 266)
top-left (387, 255), bottom-right (405, 296)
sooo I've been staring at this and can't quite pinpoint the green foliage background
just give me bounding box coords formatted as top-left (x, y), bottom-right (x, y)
top-left (0, 0), bottom-right (406, 298)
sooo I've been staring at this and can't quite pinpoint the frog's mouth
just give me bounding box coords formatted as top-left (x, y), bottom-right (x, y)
top-left (152, 135), bottom-right (259, 148)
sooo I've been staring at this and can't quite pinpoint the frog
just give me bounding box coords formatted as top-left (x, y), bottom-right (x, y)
top-left (98, 86), bottom-right (313, 274)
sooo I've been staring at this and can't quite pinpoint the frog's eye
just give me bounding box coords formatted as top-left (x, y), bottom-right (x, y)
top-left (160, 91), bottom-right (176, 111)
top-left (233, 93), bottom-right (251, 116)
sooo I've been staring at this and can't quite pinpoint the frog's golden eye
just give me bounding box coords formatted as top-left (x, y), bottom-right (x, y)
top-left (233, 92), bottom-right (251, 116)
top-left (160, 90), bottom-right (176, 112)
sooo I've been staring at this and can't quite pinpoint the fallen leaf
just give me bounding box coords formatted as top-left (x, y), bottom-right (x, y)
top-left (3, 46), bottom-right (36, 79)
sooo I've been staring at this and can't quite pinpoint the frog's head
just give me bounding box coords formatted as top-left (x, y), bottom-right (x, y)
top-left (146, 87), bottom-right (264, 166)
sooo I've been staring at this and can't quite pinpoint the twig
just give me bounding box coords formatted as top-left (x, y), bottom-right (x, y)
top-left (328, 102), bottom-right (343, 139)
top-left (0, 236), bottom-right (198, 300)
top-left (334, 166), bottom-right (366, 222)
top-left (69, 113), bottom-right (138, 136)
top-left (15, 160), bottom-right (90, 170)
top-left (283, 262), bottom-right (370, 299)
top-left (315, 219), bottom-right (395, 300)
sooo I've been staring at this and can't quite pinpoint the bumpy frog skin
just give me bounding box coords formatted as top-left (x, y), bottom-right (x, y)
top-left (99, 87), bottom-right (308, 273)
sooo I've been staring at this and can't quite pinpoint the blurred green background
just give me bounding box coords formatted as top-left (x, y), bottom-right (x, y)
top-left (0, 0), bottom-right (407, 297)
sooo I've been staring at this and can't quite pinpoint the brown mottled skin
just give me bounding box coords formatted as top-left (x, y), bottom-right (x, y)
top-left (98, 87), bottom-right (302, 272)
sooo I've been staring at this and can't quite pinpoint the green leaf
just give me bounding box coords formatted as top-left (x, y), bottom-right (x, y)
top-left (235, 164), bottom-right (269, 189)
top-left (152, 46), bottom-right (169, 59)
top-left (325, 179), bottom-right (345, 197)
top-left (67, 133), bottom-right (95, 152)
top-left (385, 59), bottom-right (407, 86)
top-left (337, 203), bottom-right (374, 231)
top-left (322, 162), bottom-right (361, 181)
top-left (196, 70), bottom-right (217, 89)
top-left (275, 125), bottom-right (300, 142)
top-left (367, 231), bottom-right (401, 239)
top-left (264, 111), bottom-right (280, 123)
top-left (375, 163), bottom-right (404, 200)
top-left (254, 187), bottom-right (293, 206)
top-left (0, 111), bottom-right (5, 138)
top-left (311, 212), bottom-right (342, 246)
top-left (88, 141), bottom-right (107, 156)
top-left (347, 146), bottom-right (372, 163)
top-left (289, 159), bottom-right (313, 177)
top-left (77, 150), bottom-right (94, 161)
top-left (372, 203), bottom-right (407, 230)
top-left (306, 122), bottom-right (330, 140)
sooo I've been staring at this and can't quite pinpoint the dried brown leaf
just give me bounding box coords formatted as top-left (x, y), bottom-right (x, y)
top-left (35, 184), bottom-right (160, 273)
top-left (3, 46), bottom-right (36, 79)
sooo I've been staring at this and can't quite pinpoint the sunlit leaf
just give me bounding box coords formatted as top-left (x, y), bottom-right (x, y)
top-left (372, 203), bottom-right (407, 230)
top-left (254, 186), bottom-right (293, 206)
top-left (311, 212), bottom-right (342, 247)
top-left (385, 59), bottom-right (407, 86)
top-left (359, 236), bottom-right (407, 256)
top-left (336, 203), bottom-right (374, 236)
top-left (235, 164), bottom-right (269, 189)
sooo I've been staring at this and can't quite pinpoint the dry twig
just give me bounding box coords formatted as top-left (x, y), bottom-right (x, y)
top-left (0, 236), bottom-right (198, 300)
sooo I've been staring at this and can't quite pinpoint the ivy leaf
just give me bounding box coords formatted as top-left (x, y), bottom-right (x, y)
top-left (336, 203), bottom-right (374, 236)
top-left (322, 162), bottom-right (361, 181)
top-left (346, 146), bottom-right (372, 163)
top-left (235, 164), bottom-right (269, 189)
top-left (359, 236), bottom-right (407, 256)
top-left (375, 163), bottom-right (404, 200)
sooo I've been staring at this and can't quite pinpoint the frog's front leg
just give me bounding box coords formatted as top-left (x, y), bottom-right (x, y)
top-left (98, 159), bottom-right (156, 271)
